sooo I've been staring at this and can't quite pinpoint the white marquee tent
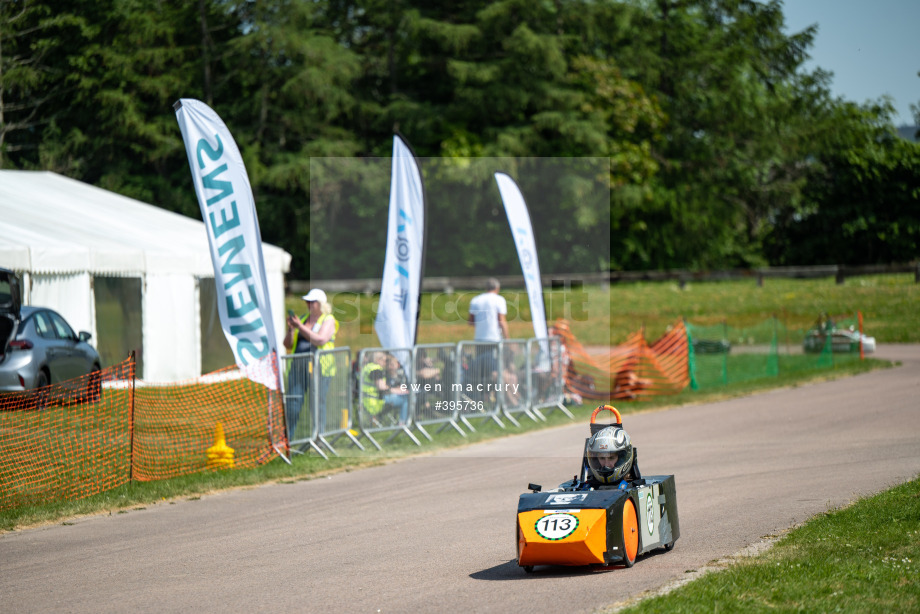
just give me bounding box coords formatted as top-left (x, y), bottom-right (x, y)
top-left (0, 170), bottom-right (291, 382)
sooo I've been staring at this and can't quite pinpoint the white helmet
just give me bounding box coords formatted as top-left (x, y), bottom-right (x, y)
top-left (586, 426), bottom-right (634, 484)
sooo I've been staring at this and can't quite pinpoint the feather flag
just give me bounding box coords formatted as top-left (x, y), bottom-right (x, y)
top-left (374, 135), bottom-right (427, 351)
top-left (174, 98), bottom-right (279, 391)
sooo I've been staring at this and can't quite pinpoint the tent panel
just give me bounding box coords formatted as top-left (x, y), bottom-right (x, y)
top-left (143, 274), bottom-right (200, 382)
top-left (94, 276), bottom-right (144, 373)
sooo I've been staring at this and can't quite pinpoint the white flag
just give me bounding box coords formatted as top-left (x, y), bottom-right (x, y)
top-left (494, 172), bottom-right (548, 341)
top-left (374, 135), bottom-right (426, 350)
top-left (174, 98), bottom-right (279, 389)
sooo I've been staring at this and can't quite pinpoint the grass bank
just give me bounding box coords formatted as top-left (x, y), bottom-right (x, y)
top-left (290, 273), bottom-right (920, 354)
top-left (614, 475), bottom-right (920, 613)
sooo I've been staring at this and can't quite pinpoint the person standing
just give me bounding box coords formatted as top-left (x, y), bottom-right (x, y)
top-left (468, 277), bottom-right (509, 342)
top-left (467, 278), bottom-right (509, 401)
top-left (283, 288), bottom-right (338, 440)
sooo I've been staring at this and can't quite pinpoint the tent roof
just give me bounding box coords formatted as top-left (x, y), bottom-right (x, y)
top-left (0, 170), bottom-right (291, 276)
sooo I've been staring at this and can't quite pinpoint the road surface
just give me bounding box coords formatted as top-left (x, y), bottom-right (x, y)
top-left (1, 345), bottom-right (918, 613)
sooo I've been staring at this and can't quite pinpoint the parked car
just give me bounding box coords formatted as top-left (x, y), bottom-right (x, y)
top-left (1, 267), bottom-right (101, 403)
top-left (802, 313), bottom-right (876, 354)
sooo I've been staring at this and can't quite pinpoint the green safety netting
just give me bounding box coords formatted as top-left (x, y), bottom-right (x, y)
top-left (685, 313), bottom-right (866, 391)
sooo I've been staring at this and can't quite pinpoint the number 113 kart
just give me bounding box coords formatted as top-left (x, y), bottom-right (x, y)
top-left (516, 405), bottom-right (680, 572)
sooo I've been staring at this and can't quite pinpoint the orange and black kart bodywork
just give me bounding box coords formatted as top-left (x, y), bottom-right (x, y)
top-left (516, 406), bottom-right (679, 572)
top-left (516, 475), bottom-right (678, 571)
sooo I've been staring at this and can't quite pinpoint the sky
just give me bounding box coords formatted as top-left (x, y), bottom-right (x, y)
top-left (782, 0), bottom-right (919, 126)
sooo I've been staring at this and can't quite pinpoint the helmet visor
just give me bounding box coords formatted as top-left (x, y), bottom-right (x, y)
top-left (594, 451), bottom-right (619, 469)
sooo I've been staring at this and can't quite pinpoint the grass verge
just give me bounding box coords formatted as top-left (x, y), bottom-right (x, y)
top-left (0, 355), bottom-right (892, 533)
top-left (297, 273), bottom-right (920, 354)
top-left (613, 475), bottom-right (920, 614)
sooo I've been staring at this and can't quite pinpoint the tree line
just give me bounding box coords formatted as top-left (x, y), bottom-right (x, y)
top-left (2, 0), bottom-right (918, 279)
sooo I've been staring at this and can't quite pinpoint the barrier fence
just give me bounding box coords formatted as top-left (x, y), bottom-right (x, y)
top-left (685, 312), bottom-right (866, 390)
top-left (412, 343), bottom-right (465, 440)
top-left (554, 319), bottom-right (690, 402)
top-left (1, 316), bottom-right (872, 510)
top-left (280, 348), bottom-right (357, 458)
top-left (528, 336), bottom-right (571, 420)
top-left (0, 354), bottom-right (285, 510)
top-left (353, 347), bottom-right (419, 450)
top-left (555, 313), bottom-right (868, 403)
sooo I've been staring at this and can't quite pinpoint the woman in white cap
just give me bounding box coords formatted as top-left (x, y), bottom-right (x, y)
top-left (283, 288), bottom-right (338, 441)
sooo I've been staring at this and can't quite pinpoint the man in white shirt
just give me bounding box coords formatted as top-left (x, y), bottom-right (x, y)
top-left (467, 278), bottom-right (509, 403)
top-left (468, 277), bottom-right (509, 341)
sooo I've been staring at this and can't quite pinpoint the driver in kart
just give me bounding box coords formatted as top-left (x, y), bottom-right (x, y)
top-left (584, 425), bottom-right (635, 489)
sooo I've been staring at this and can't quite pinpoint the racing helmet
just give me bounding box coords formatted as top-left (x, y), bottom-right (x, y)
top-left (586, 426), bottom-right (634, 484)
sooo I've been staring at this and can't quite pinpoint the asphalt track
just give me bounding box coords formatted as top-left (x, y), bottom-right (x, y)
top-left (2, 345), bottom-right (919, 614)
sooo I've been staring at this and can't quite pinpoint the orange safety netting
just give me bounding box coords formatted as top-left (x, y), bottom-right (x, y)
top-left (551, 319), bottom-right (690, 401)
top-left (0, 357), bottom-right (134, 509)
top-left (0, 355), bottom-right (285, 510)
top-left (131, 361), bottom-right (285, 482)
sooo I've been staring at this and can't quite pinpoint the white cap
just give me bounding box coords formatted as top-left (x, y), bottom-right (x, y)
top-left (301, 288), bottom-right (327, 303)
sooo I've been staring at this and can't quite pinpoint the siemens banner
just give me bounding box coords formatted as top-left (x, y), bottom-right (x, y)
top-left (174, 98), bottom-right (279, 389)
top-left (374, 135), bottom-right (426, 350)
top-left (494, 172), bottom-right (548, 341)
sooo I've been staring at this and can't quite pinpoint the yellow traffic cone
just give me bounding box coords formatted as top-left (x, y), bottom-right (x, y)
top-left (342, 408), bottom-right (358, 437)
top-left (206, 422), bottom-right (235, 469)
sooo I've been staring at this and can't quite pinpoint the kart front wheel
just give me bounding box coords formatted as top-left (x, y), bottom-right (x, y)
top-left (622, 498), bottom-right (639, 568)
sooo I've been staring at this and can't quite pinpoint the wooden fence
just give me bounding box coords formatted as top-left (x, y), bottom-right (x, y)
top-left (289, 262), bottom-right (920, 294)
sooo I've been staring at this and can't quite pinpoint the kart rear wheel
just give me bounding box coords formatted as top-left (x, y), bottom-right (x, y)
top-left (622, 498), bottom-right (639, 568)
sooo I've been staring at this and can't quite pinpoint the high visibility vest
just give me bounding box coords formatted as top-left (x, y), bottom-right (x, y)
top-left (361, 362), bottom-right (385, 415)
top-left (291, 313), bottom-right (338, 376)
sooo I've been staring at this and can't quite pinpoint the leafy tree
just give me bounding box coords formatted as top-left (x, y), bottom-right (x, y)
top-left (766, 100), bottom-right (920, 265)
top-left (216, 0), bottom-right (363, 277)
top-left (2, 0), bottom-right (916, 278)
top-left (611, 0), bottom-right (822, 270)
top-left (0, 1), bottom-right (88, 169)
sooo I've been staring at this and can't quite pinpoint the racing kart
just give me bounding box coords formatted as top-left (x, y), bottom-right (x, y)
top-left (516, 406), bottom-right (679, 572)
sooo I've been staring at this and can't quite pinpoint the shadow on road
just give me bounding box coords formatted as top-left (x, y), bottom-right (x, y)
top-left (470, 558), bottom-right (625, 581)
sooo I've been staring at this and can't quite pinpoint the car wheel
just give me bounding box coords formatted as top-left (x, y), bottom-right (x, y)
top-left (663, 541), bottom-right (675, 552)
top-left (622, 498), bottom-right (639, 568)
top-left (32, 369), bottom-right (50, 411)
top-left (82, 365), bottom-right (102, 404)
top-left (522, 566), bottom-right (534, 574)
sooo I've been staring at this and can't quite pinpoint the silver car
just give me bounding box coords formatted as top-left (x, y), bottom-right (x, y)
top-left (1, 268), bottom-right (102, 399)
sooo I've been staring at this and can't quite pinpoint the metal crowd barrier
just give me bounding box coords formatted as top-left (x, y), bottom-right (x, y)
top-left (315, 347), bottom-right (361, 455)
top-left (280, 347), bottom-right (357, 457)
top-left (456, 340), bottom-right (505, 430)
top-left (528, 336), bottom-right (572, 419)
top-left (279, 351), bottom-right (326, 458)
top-left (499, 338), bottom-right (543, 426)
top-left (354, 347), bottom-right (420, 449)
top-left (412, 343), bottom-right (466, 439)
top-left (280, 336), bottom-right (569, 454)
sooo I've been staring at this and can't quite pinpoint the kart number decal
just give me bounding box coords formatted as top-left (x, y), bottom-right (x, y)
top-left (535, 513), bottom-right (579, 541)
top-left (545, 493), bottom-right (587, 506)
top-left (646, 493), bottom-right (655, 535)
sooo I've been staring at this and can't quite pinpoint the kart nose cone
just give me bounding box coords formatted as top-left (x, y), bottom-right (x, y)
top-left (517, 509), bottom-right (607, 567)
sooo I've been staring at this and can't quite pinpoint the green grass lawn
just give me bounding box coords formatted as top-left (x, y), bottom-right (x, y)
top-left (288, 273), bottom-right (920, 355)
top-left (614, 476), bottom-right (920, 614)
